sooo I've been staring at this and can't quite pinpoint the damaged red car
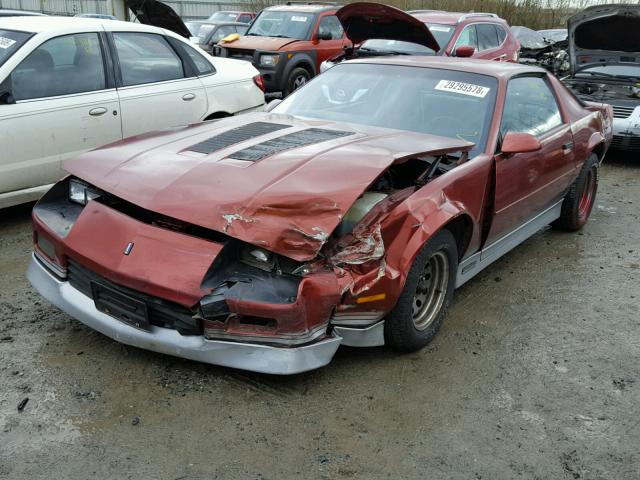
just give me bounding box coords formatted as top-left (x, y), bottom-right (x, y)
top-left (28, 57), bottom-right (612, 374)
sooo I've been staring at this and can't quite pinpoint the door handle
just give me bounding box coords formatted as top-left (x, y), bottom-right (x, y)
top-left (182, 93), bottom-right (196, 101)
top-left (562, 141), bottom-right (574, 152)
top-left (88, 107), bottom-right (107, 116)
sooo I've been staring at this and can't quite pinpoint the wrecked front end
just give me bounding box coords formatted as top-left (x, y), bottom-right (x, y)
top-left (27, 119), bottom-right (473, 374)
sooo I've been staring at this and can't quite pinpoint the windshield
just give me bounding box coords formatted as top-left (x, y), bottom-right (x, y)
top-left (246, 11), bottom-right (315, 40)
top-left (185, 22), bottom-right (203, 36)
top-left (427, 23), bottom-right (455, 50)
top-left (273, 63), bottom-right (497, 156)
top-left (197, 24), bottom-right (216, 42)
top-left (208, 12), bottom-right (238, 22)
top-left (578, 65), bottom-right (640, 80)
top-left (0, 29), bottom-right (31, 68)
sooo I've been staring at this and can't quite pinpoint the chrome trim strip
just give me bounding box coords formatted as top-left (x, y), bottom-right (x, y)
top-left (27, 254), bottom-right (340, 375)
top-left (334, 321), bottom-right (385, 347)
top-left (330, 311), bottom-right (385, 327)
top-left (456, 201), bottom-right (563, 288)
top-left (204, 322), bottom-right (328, 346)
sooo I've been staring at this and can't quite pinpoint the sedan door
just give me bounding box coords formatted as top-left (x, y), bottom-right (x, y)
top-left (111, 32), bottom-right (207, 138)
top-left (0, 32), bottom-right (121, 202)
top-left (487, 75), bottom-right (576, 243)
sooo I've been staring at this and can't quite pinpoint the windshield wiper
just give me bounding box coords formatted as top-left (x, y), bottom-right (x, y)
top-left (578, 71), bottom-right (639, 82)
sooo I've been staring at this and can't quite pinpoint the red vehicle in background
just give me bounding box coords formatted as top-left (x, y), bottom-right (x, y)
top-left (215, 2), bottom-right (351, 95)
top-left (322, 3), bottom-right (520, 71)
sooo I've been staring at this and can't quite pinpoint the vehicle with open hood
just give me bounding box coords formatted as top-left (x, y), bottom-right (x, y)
top-left (187, 21), bottom-right (249, 55)
top-left (510, 25), bottom-right (569, 77)
top-left (321, 4), bottom-right (520, 72)
top-left (213, 2), bottom-right (351, 95)
top-left (28, 56), bottom-right (611, 374)
top-left (562, 4), bottom-right (640, 151)
top-left (0, 16), bottom-right (264, 208)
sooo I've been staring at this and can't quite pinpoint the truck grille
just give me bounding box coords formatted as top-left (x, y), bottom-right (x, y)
top-left (611, 135), bottom-right (640, 150)
top-left (228, 49), bottom-right (254, 62)
top-left (612, 105), bottom-right (636, 119)
top-left (67, 259), bottom-right (201, 335)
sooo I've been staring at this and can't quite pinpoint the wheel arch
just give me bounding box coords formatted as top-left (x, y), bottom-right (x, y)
top-left (204, 111), bottom-right (232, 121)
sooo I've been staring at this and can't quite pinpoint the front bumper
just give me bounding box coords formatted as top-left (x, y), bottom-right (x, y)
top-left (27, 254), bottom-right (341, 375)
top-left (611, 114), bottom-right (640, 150)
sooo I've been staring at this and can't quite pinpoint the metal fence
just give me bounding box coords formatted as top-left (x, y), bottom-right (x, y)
top-left (0, 0), bottom-right (268, 19)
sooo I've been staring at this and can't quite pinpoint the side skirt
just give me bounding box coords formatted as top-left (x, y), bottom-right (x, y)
top-left (455, 200), bottom-right (563, 288)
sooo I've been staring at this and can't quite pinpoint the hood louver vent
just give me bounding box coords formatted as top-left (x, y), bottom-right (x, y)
top-left (230, 128), bottom-right (355, 162)
top-left (188, 122), bottom-right (290, 154)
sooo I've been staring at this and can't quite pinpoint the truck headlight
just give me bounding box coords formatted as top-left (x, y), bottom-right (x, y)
top-left (69, 178), bottom-right (102, 205)
top-left (259, 54), bottom-right (279, 67)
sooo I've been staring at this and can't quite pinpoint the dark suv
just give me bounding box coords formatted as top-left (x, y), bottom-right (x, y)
top-left (214, 2), bottom-right (351, 95)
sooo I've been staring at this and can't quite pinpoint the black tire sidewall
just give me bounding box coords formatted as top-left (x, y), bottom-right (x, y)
top-left (556, 154), bottom-right (599, 231)
top-left (285, 67), bottom-right (310, 96)
top-left (384, 229), bottom-right (458, 352)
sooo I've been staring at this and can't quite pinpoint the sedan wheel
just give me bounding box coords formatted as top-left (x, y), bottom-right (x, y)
top-left (554, 153), bottom-right (599, 231)
top-left (385, 229), bottom-right (458, 352)
top-left (412, 251), bottom-right (450, 331)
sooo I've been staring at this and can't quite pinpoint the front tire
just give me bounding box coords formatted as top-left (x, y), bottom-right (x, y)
top-left (554, 154), bottom-right (599, 231)
top-left (384, 229), bottom-right (458, 352)
top-left (283, 67), bottom-right (310, 97)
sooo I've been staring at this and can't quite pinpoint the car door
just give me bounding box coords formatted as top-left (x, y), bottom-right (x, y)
top-left (111, 31), bottom-right (207, 138)
top-left (0, 32), bottom-right (121, 198)
top-left (313, 14), bottom-right (348, 71)
top-left (487, 75), bottom-right (576, 242)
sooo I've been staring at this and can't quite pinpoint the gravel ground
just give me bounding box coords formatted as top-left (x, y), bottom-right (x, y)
top-left (0, 152), bottom-right (638, 479)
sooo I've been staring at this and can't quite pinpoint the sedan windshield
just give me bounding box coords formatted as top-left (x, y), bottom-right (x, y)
top-left (360, 39), bottom-right (435, 55)
top-left (208, 12), bottom-right (238, 22)
top-left (185, 22), bottom-right (204, 36)
top-left (246, 11), bottom-right (314, 40)
top-left (0, 29), bottom-right (31, 68)
top-left (274, 63), bottom-right (497, 156)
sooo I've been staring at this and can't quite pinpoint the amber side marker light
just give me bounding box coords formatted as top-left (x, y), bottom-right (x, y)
top-left (355, 293), bottom-right (386, 304)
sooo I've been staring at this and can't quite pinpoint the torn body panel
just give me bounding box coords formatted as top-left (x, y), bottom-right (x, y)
top-left (64, 113), bottom-right (473, 261)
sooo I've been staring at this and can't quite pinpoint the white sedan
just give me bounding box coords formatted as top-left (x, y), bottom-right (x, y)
top-left (0, 17), bottom-right (265, 208)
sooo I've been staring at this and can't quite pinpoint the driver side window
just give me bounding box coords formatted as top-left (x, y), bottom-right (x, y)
top-left (500, 76), bottom-right (562, 138)
top-left (454, 25), bottom-right (478, 49)
top-left (318, 15), bottom-right (344, 40)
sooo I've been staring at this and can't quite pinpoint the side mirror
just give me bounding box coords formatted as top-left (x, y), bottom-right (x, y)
top-left (317, 31), bottom-right (332, 41)
top-left (454, 45), bottom-right (475, 58)
top-left (0, 90), bottom-right (15, 105)
top-left (501, 131), bottom-right (542, 155)
top-left (265, 99), bottom-right (282, 112)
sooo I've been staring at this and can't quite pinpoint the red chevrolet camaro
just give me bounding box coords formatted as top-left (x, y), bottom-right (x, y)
top-left (28, 57), bottom-right (612, 374)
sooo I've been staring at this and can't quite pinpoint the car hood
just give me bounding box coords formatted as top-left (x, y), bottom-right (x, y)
top-left (64, 113), bottom-right (472, 261)
top-left (568, 4), bottom-right (640, 74)
top-left (336, 2), bottom-right (439, 51)
top-left (220, 35), bottom-right (298, 51)
top-left (125, 0), bottom-right (191, 38)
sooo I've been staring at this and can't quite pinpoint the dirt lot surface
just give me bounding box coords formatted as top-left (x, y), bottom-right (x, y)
top-left (1, 153), bottom-right (638, 479)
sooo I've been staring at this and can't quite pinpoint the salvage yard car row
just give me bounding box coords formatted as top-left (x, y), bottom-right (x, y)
top-left (0, 1), bottom-right (632, 375)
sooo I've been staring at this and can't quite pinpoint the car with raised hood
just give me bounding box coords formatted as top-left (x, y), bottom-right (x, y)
top-left (511, 25), bottom-right (569, 77)
top-left (562, 4), bottom-right (640, 151)
top-left (28, 57), bottom-right (612, 375)
top-left (0, 13), bottom-right (264, 209)
top-left (214, 2), bottom-right (351, 95)
top-left (321, 4), bottom-right (520, 72)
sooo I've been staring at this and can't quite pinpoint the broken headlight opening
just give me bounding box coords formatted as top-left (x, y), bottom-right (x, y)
top-left (69, 178), bottom-right (103, 205)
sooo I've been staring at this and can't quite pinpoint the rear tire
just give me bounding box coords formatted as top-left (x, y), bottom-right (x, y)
top-left (554, 154), bottom-right (599, 231)
top-left (384, 229), bottom-right (458, 352)
top-left (283, 67), bottom-right (310, 97)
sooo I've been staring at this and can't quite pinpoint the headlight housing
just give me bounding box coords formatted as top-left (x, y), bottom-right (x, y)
top-left (259, 54), bottom-right (280, 67)
top-left (69, 178), bottom-right (102, 205)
